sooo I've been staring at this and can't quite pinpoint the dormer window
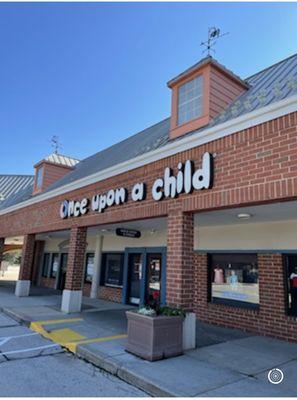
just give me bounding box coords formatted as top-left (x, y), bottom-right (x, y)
top-left (178, 75), bottom-right (203, 125)
top-left (168, 57), bottom-right (248, 140)
top-left (35, 166), bottom-right (44, 189)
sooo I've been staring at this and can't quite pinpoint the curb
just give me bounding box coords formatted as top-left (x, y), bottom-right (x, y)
top-left (0, 307), bottom-right (31, 326)
top-left (1, 306), bottom-right (175, 397)
top-left (77, 345), bottom-right (175, 397)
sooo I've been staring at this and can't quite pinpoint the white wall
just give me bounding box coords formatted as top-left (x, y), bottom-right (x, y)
top-left (43, 230), bottom-right (167, 253)
top-left (43, 219), bottom-right (297, 253)
top-left (196, 219), bottom-right (297, 251)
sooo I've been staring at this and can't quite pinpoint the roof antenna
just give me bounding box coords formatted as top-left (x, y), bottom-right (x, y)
top-left (50, 135), bottom-right (62, 154)
top-left (200, 27), bottom-right (229, 56)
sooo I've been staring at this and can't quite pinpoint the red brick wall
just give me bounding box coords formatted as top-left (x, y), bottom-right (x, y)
top-left (40, 276), bottom-right (55, 288)
top-left (65, 227), bottom-right (87, 291)
top-left (19, 234), bottom-right (35, 280)
top-left (1, 112), bottom-right (297, 238)
top-left (193, 252), bottom-right (297, 342)
top-left (98, 285), bottom-right (122, 303)
top-left (39, 276), bottom-right (122, 303)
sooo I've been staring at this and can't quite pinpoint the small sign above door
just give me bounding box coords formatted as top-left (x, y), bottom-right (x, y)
top-left (116, 228), bottom-right (141, 238)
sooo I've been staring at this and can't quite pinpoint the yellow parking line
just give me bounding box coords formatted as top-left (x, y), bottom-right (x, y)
top-left (65, 334), bottom-right (127, 353)
top-left (30, 318), bottom-right (127, 355)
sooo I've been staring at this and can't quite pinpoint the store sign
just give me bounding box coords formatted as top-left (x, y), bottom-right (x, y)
top-left (59, 152), bottom-right (213, 219)
top-left (116, 228), bottom-right (141, 238)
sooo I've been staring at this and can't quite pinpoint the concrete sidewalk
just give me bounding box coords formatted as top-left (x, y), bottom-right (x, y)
top-left (1, 282), bottom-right (297, 397)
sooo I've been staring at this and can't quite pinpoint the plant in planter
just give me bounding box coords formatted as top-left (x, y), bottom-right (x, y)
top-left (125, 296), bottom-right (185, 361)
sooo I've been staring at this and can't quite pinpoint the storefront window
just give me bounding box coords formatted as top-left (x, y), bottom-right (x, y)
top-left (42, 253), bottom-right (50, 277)
top-left (101, 253), bottom-right (124, 287)
top-left (85, 253), bottom-right (95, 283)
top-left (50, 253), bottom-right (59, 278)
top-left (209, 253), bottom-right (259, 308)
top-left (284, 255), bottom-right (297, 317)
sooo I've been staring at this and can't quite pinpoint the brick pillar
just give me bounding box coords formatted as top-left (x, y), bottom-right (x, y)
top-left (257, 253), bottom-right (294, 339)
top-left (32, 240), bottom-right (45, 286)
top-left (15, 234), bottom-right (35, 296)
top-left (0, 238), bottom-right (5, 278)
top-left (166, 205), bottom-right (194, 310)
top-left (61, 226), bottom-right (87, 313)
top-left (0, 238), bottom-right (4, 269)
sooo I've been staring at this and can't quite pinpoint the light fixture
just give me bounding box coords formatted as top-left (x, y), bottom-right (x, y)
top-left (149, 229), bottom-right (156, 235)
top-left (237, 213), bottom-right (252, 220)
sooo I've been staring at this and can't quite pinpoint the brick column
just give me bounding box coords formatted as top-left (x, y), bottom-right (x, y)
top-left (32, 240), bottom-right (45, 286)
top-left (0, 238), bottom-right (4, 276)
top-left (15, 234), bottom-right (35, 296)
top-left (166, 205), bottom-right (194, 310)
top-left (61, 226), bottom-right (87, 313)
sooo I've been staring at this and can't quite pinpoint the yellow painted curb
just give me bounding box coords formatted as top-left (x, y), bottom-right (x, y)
top-left (48, 328), bottom-right (86, 344)
top-left (65, 334), bottom-right (128, 353)
top-left (30, 318), bottom-right (127, 355)
top-left (31, 318), bottom-right (83, 326)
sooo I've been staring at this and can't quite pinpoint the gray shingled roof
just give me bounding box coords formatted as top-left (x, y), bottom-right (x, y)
top-left (1, 53), bottom-right (297, 211)
top-left (0, 175), bottom-right (34, 203)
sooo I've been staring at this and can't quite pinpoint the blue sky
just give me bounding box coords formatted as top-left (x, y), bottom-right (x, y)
top-left (1, 2), bottom-right (297, 174)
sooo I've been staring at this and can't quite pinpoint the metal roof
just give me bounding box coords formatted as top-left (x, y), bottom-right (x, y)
top-left (0, 175), bottom-right (34, 203)
top-left (167, 56), bottom-right (249, 88)
top-left (44, 153), bottom-right (80, 167)
top-left (1, 52), bottom-right (297, 211)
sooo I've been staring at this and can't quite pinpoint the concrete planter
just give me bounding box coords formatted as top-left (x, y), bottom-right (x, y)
top-left (125, 310), bottom-right (183, 361)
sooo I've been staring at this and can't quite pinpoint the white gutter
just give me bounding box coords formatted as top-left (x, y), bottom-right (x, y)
top-left (1, 94), bottom-right (297, 216)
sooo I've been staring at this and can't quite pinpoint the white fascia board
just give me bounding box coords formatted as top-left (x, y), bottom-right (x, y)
top-left (1, 95), bottom-right (297, 217)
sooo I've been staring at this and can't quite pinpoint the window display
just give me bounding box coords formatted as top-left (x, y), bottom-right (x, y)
top-left (209, 253), bottom-right (259, 307)
top-left (101, 253), bottom-right (124, 287)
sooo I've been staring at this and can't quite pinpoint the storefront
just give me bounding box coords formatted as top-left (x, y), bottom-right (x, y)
top-left (1, 53), bottom-right (297, 342)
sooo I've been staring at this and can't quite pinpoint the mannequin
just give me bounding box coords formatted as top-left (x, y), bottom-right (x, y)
top-left (230, 270), bottom-right (239, 290)
top-left (290, 267), bottom-right (297, 316)
top-left (214, 265), bottom-right (224, 284)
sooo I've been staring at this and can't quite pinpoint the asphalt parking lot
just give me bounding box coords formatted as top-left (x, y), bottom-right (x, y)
top-left (0, 312), bottom-right (147, 397)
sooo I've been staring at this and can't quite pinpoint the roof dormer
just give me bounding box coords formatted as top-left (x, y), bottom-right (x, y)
top-left (33, 153), bottom-right (79, 195)
top-left (167, 56), bottom-right (249, 140)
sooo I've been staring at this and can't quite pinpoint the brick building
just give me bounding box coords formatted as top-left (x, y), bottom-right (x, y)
top-left (1, 54), bottom-right (297, 342)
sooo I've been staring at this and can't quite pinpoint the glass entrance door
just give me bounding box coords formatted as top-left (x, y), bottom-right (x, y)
top-left (128, 253), bottom-right (142, 305)
top-left (146, 253), bottom-right (162, 305)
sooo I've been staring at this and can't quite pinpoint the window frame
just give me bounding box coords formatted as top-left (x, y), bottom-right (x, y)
top-left (208, 252), bottom-right (260, 310)
top-left (84, 252), bottom-right (95, 284)
top-left (101, 252), bottom-right (124, 288)
top-left (177, 74), bottom-right (203, 126)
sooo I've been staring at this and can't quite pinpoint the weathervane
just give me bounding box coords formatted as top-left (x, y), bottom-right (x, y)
top-left (50, 135), bottom-right (62, 154)
top-left (200, 27), bottom-right (229, 56)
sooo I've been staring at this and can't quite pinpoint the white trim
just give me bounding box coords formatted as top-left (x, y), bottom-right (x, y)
top-left (1, 95), bottom-right (297, 216)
